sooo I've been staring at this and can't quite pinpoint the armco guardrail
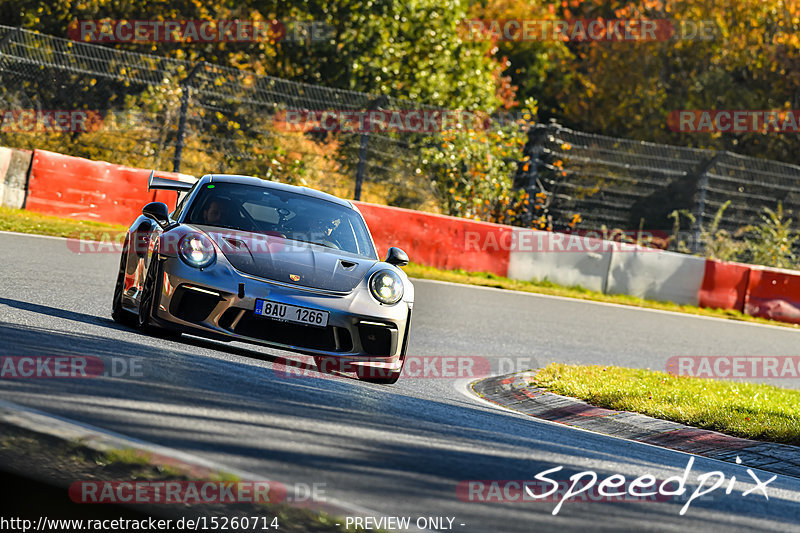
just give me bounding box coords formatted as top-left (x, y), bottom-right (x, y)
top-left (7, 146), bottom-right (800, 326)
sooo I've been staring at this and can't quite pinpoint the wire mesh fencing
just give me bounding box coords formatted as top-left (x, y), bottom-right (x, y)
top-left (0, 25), bottom-right (446, 210)
top-left (4, 25), bottom-right (800, 253)
top-left (516, 122), bottom-right (800, 251)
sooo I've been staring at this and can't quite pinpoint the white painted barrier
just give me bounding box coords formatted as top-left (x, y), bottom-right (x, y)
top-left (0, 147), bottom-right (32, 209)
top-left (605, 243), bottom-right (707, 305)
top-left (0, 148), bottom-right (9, 206)
top-left (507, 228), bottom-right (614, 293)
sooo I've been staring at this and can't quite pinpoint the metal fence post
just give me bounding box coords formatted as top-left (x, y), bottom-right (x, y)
top-left (691, 153), bottom-right (722, 253)
top-left (354, 95), bottom-right (389, 201)
top-left (173, 62), bottom-right (204, 173)
top-left (0, 27), bottom-right (20, 53)
top-left (518, 122), bottom-right (551, 227)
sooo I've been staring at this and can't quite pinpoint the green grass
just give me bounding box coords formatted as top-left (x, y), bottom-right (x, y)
top-left (531, 363), bottom-right (800, 446)
top-left (0, 206), bottom-right (794, 329)
top-left (404, 262), bottom-right (797, 329)
top-left (102, 448), bottom-right (153, 466)
top-left (0, 206), bottom-right (126, 239)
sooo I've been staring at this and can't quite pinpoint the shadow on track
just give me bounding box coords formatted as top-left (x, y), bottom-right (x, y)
top-left (0, 319), bottom-right (796, 528)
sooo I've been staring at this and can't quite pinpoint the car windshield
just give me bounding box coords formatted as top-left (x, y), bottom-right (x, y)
top-left (184, 181), bottom-right (377, 259)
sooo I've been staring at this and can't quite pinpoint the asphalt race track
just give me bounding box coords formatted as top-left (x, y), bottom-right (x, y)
top-left (1, 231), bottom-right (799, 532)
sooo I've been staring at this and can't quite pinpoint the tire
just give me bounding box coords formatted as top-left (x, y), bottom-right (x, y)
top-left (111, 236), bottom-right (136, 326)
top-left (137, 252), bottom-right (171, 336)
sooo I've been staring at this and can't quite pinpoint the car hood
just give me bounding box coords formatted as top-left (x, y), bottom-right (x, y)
top-left (199, 227), bottom-right (376, 292)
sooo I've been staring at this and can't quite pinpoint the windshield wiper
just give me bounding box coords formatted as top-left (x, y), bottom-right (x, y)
top-left (290, 238), bottom-right (335, 249)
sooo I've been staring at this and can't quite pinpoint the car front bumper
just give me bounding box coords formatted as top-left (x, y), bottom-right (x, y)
top-left (151, 257), bottom-right (412, 369)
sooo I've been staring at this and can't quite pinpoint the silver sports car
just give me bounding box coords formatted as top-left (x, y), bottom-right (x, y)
top-left (111, 173), bottom-right (413, 384)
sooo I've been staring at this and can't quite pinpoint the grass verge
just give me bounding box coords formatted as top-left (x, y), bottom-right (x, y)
top-left (0, 206), bottom-right (126, 239)
top-left (0, 425), bottom-right (371, 532)
top-left (0, 206), bottom-right (793, 329)
top-left (530, 363), bottom-right (800, 446)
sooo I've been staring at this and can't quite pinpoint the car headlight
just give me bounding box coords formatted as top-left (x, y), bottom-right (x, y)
top-left (178, 232), bottom-right (216, 268)
top-left (370, 269), bottom-right (404, 305)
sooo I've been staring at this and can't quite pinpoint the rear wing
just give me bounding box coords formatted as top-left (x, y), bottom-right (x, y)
top-left (147, 170), bottom-right (196, 192)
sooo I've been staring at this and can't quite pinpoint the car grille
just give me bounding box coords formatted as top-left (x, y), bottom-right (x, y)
top-left (220, 309), bottom-right (353, 352)
top-left (358, 323), bottom-right (396, 356)
top-left (171, 286), bottom-right (222, 323)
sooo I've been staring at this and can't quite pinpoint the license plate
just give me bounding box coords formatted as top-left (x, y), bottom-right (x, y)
top-left (254, 299), bottom-right (329, 327)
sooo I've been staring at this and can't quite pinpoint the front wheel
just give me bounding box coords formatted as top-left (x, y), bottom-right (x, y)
top-left (111, 236), bottom-right (135, 326)
top-left (136, 258), bottom-right (181, 339)
top-left (137, 255), bottom-right (159, 332)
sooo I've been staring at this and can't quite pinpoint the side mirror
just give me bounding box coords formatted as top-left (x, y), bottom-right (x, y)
top-left (385, 247), bottom-right (409, 267)
top-left (142, 201), bottom-right (171, 228)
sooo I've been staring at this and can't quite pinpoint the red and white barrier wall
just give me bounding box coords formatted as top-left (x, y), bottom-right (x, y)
top-left (23, 149), bottom-right (191, 225)
top-left (354, 202), bottom-right (512, 276)
top-left (605, 243), bottom-right (708, 306)
top-left (698, 260), bottom-right (750, 312)
top-left (3, 146), bottom-right (800, 326)
top-left (506, 228), bottom-right (613, 293)
top-left (744, 267), bottom-right (800, 324)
